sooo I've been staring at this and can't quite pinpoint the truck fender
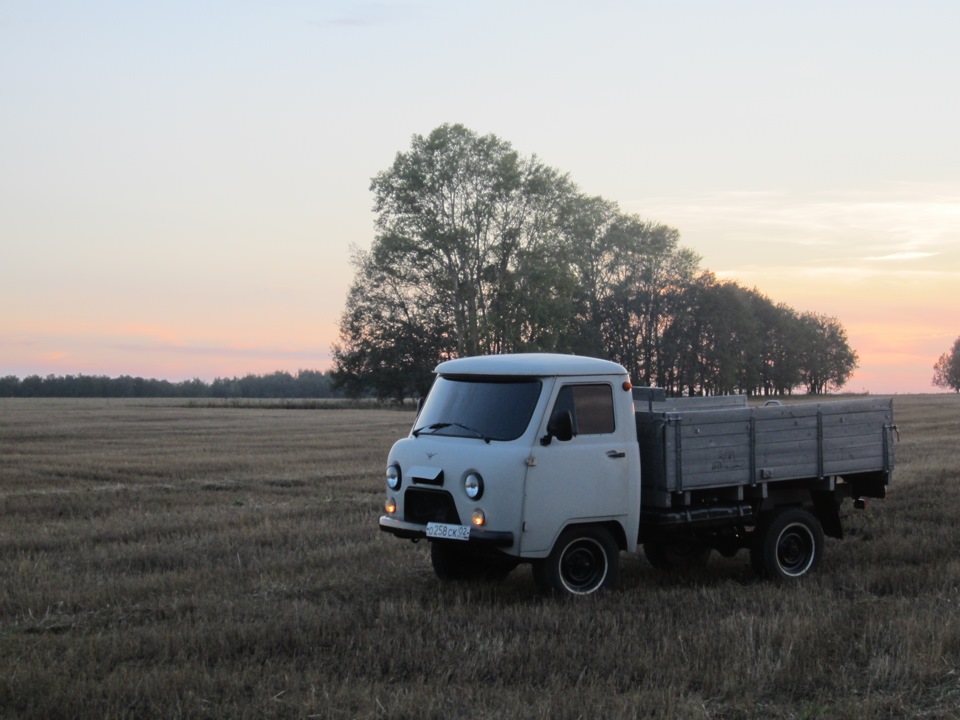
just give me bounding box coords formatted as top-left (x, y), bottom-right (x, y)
top-left (554, 519), bottom-right (628, 553)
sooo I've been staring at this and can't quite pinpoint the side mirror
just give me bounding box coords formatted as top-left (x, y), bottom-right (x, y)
top-left (416, 396), bottom-right (425, 415)
top-left (541, 409), bottom-right (576, 446)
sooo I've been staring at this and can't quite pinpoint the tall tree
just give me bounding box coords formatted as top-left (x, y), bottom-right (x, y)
top-left (932, 336), bottom-right (960, 392)
top-left (659, 279), bottom-right (848, 396)
top-left (754, 300), bottom-right (805, 396)
top-left (660, 272), bottom-right (718, 396)
top-left (660, 276), bottom-right (762, 396)
top-left (559, 194), bottom-right (623, 358)
top-left (797, 313), bottom-right (859, 394)
top-left (367, 123), bottom-right (578, 358)
top-left (332, 247), bottom-right (451, 402)
top-left (566, 208), bottom-right (698, 385)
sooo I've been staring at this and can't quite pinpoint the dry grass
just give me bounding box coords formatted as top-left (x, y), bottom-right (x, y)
top-left (1, 395), bottom-right (958, 719)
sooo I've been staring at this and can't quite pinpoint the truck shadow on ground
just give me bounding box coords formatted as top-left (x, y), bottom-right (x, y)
top-left (404, 551), bottom-right (766, 608)
top-left (618, 552), bottom-right (758, 592)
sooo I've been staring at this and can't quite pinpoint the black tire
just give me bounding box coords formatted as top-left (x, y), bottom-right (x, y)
top-left (533, 526), bottom-right (619, 597)
top-left (430, 542), bottom-right (517, 582)
top-left (643, 539), bottom-right (712, 571)
top-left (751, 508), bottom-right (823, 581)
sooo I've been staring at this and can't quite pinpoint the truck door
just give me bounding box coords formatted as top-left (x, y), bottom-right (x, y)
top-left (521, 381), bottom-right (633, 555)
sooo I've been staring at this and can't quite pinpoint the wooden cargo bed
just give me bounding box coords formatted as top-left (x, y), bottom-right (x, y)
top-left (635, 396), bottom-right (895, 509)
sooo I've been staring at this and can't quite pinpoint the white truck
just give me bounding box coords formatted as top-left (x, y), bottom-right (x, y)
top-left (378, 354), bottom-right (896, 596)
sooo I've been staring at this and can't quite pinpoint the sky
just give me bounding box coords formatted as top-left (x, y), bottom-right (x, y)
top-left (1, 0), bottom-right (958, 394)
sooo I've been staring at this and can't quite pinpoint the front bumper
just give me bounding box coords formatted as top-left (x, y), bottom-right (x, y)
top-left (379, 516), bottom-right (514, 547)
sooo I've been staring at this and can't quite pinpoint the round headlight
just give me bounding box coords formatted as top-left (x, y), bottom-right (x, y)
top-left (386, 465), bottom-right (401, 491)
top-left (464, 472), bottom-right (484, 500)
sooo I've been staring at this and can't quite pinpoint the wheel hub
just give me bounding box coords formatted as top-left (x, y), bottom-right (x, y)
top-left (560, 539), bottom-right (607, 591)
top-left (777, 524), bottom-right (814, 575)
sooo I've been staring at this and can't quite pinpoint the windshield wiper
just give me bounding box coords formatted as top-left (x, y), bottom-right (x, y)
top-left (412, 422), bottom-right (446, 437)
top-left (412, 422), bottom-right (492, 443)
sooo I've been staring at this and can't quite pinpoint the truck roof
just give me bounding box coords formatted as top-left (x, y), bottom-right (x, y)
top-left (435, 353), bottom-right (627, 377)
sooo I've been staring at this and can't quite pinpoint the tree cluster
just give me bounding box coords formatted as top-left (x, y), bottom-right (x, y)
top-left (333, 124), bottom-right (859, 402)
top-left (932, 337), bottom-right (960, 392)
top-left (0, 370), bottom-right (343, 399)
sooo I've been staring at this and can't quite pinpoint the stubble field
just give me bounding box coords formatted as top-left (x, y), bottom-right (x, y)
top-left (1, 394), bottom-right (959, 719)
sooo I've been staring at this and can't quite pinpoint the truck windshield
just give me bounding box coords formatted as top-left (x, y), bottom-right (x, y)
top-left (413, 376), bottom-right (542, 442)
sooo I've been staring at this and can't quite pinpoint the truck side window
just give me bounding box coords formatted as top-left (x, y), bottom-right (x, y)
top-left (554, 384), bottom-right (615, 435)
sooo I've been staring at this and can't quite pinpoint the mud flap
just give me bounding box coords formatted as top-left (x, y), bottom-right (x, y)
top-left (811, 490), bottom-right (843, 539)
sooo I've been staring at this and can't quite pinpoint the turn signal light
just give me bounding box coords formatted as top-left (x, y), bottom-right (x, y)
top-left (471, 509), bottom-right (485, 527)
top-left (385, 497), bottom-right (397, 514)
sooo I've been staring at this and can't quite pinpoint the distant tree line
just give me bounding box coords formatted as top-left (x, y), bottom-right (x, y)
top-left (0, 370), bottom-right (343, 399)
top-left (333, 124), bottom-right (858, 403)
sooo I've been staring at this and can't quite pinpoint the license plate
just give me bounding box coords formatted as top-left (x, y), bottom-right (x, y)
top-left (426, 522), bottom-right (471, 541)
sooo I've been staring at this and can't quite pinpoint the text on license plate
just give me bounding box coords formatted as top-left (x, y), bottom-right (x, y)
top-left (426, 522), bottom-right (471, 541)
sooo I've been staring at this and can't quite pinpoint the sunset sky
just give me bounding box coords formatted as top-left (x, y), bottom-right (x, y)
top-left (2, 1), bottom-right (957, 394)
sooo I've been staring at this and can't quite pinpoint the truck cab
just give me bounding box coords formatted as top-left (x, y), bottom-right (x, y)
top-left (379, 353), bottom-right (640, 594)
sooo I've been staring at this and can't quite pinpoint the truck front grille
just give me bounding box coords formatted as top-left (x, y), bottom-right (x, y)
top-left (403, 488), bottom-right (461, 525)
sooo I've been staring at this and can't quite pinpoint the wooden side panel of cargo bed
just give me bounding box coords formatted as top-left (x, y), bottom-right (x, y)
top-left (636, 397), bottom-right (894, 502)
top-left (820, 402), bottom-right (894, 476)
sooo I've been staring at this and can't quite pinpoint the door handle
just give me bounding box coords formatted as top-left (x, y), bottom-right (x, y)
top-left (606, 450), bottom-right (626, 459)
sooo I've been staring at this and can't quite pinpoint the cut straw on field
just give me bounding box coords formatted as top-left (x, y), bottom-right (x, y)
top-left (1, 395), bottom-right (958, 719)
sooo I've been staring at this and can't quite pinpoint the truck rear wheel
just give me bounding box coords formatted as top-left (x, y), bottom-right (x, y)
top-left (533, 526), bottom-right (619, 597)
top-left (751, 507), bottom-right (823, 581)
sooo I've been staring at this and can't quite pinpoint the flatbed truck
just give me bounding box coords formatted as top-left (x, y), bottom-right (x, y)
top-left (379, 354), bottom-right (896, 596)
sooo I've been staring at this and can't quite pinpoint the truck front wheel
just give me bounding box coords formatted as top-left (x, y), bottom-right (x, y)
top-left (533, 526), bottom-right (619, 597)
top-left (751, 508), bottom-right (823, 581)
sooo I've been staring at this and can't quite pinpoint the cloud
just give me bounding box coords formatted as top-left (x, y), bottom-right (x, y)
top-left (627, 184), bottom-right (960, 287)
top-left (715, 263), bottom-right (959, 283)
top-left (631, 183), bottom-right (960, 252)
top-left (864, 252), bottom-right (938, 262)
